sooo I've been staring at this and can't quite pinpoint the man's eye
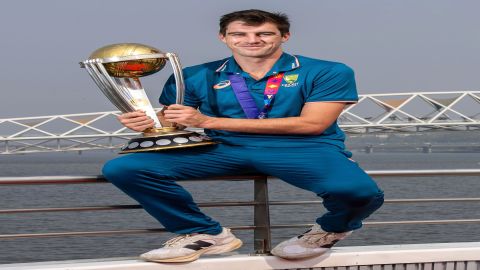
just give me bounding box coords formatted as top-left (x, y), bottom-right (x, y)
top-left (259, 33), bottom-right (274, 36)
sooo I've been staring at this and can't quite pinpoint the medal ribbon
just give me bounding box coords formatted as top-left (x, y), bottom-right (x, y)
top-left (228, 73), bottom-right (284, 119)
top-left (259, 73), bottom-right (284, 119)
top-left (228, 74), bottom-right (260, 119)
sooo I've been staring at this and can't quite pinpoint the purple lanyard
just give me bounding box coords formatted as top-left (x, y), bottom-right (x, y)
top-left (228, 73), bottom-right (284, 119)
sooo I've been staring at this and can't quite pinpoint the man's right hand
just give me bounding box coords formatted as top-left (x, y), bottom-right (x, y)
top-left (117, 110), bottom-right (155, 132)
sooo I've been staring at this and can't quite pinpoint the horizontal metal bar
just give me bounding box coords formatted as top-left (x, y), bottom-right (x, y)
top-left (0, 201), bottom-right (260, 214)
top-left (269, 198), bottom-right (480, 205)
top-left (364, 219), bottom-right (480, 225)
top-left (367, 169), bottom-right (480, 177)
top-left (271, 219), bottom-right (480, 229)
top-left (0, 175), bottom-right (267, 185)
top-left (1, 170), bottom-right (479, 185)
top-left (341, 123), bottom-right (480, 127)
top-left (3, 198), bottom-right (480, 214)
top-left (0, 205), bottom-right (142, 214)
top-left (0, 226), bottom-right (256, 240)
top-left (0, 229), bottom-right (167, 239)
top-left (2, 219), bottom-right (480, 240)
top-left (0, 111), bottom-right (124, 121)
top-left (2, 134), bottom-right (137, 141)
top-left (0, 175), bottom-right (107, 185)
top-left (384, 198), bottom-right (480, 203)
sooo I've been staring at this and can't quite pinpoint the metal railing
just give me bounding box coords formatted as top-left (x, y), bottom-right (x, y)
top-left (1, 169), bottom-right (480, 254)
top-left (1, 91), bottom-right (479, 154)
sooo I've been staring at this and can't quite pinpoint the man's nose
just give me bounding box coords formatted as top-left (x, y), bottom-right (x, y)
top-left (245, 34), bottom-right (261, 43)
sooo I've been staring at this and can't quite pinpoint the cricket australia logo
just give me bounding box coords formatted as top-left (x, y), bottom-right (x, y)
top-left (282, 74), bottom-right (299, 87)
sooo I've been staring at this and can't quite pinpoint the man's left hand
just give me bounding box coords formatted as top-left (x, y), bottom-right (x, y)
top-left (163, 104), bottom-right (212, 128)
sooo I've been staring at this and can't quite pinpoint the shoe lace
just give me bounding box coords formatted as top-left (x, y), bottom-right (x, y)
top-left (304, 232), bottom-right (341, 246)
top-left (163, 234), bottom-right (192, 247)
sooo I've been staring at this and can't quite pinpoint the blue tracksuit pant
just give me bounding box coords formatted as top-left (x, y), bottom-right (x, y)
top-left (102, 144), bottom-right (384, 235)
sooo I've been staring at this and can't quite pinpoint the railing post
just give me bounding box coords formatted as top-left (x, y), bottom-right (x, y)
top-left (253, 175), bottom-right (271, 255)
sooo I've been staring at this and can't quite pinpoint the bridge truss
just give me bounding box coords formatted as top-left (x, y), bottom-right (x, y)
top-left (1, 91), bottom-right (479, 154)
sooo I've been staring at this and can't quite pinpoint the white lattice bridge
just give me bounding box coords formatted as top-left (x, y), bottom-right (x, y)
top-left (1, 91), bottom-right (479, 154)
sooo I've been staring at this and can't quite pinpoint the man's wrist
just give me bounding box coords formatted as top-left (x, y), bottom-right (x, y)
top-left (200, 116), bottom-right (217, 129)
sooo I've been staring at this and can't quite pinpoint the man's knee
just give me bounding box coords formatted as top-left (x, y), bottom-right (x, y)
top-left (351, 188), bottom-right (384, 211)
top-left (102, 154), bottom-right (181, 187)
top-left (102, 156), bottom-right (140, 187)
top-left (324, 181), bottom-right (384, 207)
top-left (367, 189), bottom-right (384, 210)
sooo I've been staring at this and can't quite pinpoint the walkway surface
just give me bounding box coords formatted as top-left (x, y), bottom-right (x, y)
top-left (2, 242), bottom-right (479, 270)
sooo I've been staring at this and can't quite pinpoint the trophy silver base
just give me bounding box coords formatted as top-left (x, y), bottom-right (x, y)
top-left (119, 129), bottom-right (218, 154)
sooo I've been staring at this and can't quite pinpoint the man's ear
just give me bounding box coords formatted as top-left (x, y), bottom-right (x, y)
top-left (282, 32), bottom-right (291, 43)
top-left (218, 33), bottom-right (227, 43)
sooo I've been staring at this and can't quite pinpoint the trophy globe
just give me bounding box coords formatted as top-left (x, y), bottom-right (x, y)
top-left (80, 43), bottom-right (217, 153)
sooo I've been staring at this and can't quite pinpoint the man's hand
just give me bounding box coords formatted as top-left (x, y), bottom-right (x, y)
top-left (163, 104), bottom-right (212, 128)
top-left (117, 110), bottom-right (155, 132)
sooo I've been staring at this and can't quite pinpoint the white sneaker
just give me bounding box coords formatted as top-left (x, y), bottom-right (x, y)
top-left (271, 223), bottom-right (351, 260)
top-left (140, 227), bottom-right (242, 263)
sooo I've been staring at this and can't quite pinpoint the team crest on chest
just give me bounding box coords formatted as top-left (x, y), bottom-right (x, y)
top-left (213, 80), bottom-right (231, 90)
top-left (282, 74), bottom-right (300, 87)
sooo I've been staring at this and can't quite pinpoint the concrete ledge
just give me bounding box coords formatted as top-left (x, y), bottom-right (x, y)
top-left (1, 242), bottom-right (480, 270)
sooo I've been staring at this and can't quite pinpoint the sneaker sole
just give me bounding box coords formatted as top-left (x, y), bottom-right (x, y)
top-left (145, 238), bottom-right (243, 263)
top-left (271, 249), bottom-right (329, 260)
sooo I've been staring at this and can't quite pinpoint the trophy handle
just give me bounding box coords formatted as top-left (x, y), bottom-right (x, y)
top-left (116, 78), bottom-right (163, 128)
top-left (83, 59), bottom-right (134, 113)
top-left (166, 53), bottom-right (185, 105)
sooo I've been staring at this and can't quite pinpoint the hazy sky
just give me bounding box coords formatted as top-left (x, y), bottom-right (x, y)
top-left (1, 0), bottom-right (479, 118)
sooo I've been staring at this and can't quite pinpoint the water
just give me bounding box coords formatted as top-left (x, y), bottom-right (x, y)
top-left (1, 150), bottom-right (480, 264)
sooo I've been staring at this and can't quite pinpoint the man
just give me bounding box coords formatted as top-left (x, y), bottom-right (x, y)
top-left (102, 9), bottom-right (384, 263)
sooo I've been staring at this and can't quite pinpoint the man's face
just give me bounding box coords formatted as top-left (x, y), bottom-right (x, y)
top-left (219, 21), bottom-right (290, 58)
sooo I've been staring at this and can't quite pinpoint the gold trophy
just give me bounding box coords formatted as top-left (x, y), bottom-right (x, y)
top-left (80, 43), bottom-right (217, 154)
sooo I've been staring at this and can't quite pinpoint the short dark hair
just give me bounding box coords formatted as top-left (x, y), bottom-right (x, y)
top-left (219, 9), bottom-right (290, 36)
